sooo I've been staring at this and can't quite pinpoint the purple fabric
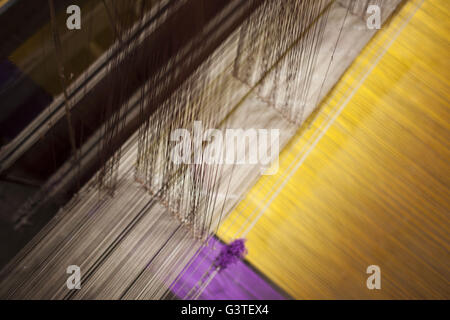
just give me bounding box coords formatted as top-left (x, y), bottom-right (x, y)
top-left (214, 238), bottom-right (247, 271)
top-left (171, 237), bottom-right (286, 300)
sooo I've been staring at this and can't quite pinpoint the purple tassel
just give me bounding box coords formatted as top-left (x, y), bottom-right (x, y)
top-left (214, 239), bottom-right (247, 271)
